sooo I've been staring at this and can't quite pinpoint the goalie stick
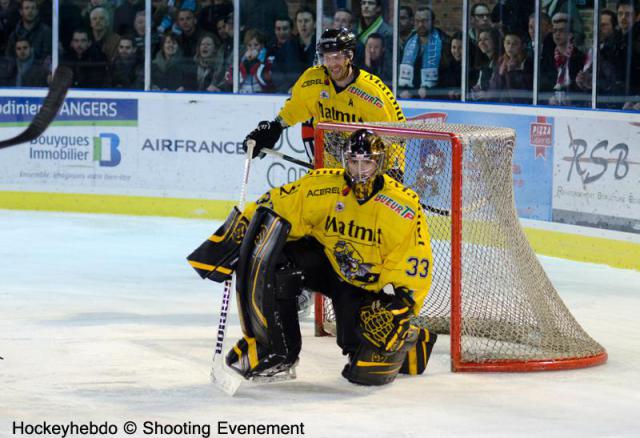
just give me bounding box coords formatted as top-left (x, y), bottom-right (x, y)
top-left (209, 140), bottom-right (255, 396)
top-left (0, 66), bottom-right (73, 150)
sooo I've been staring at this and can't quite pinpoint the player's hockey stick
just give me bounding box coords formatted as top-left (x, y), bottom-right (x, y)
top-left (0, 66), bottom-right (73, 150)
top-left (261, 148), bottom-right (452, 216)
top-left (210, 140), bottom-right (255, 396)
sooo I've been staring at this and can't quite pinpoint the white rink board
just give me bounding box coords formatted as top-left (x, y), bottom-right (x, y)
top-left (0, 92), bottom-right (309, 201)
top-left (552, 116), bottom-right (640, 231)
top-left (1, 90), bottom-right (639, 230)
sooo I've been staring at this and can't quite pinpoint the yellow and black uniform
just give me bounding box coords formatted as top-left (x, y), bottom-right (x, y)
top-left (278, 65), bottom-right (406, 170)
top-left (279, 65), bottom-right (405, 127)
top-left (243, 169), bottom-right (432, 317)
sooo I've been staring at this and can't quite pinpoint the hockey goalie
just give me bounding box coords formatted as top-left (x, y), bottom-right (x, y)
top-left (188, 129), bottom-right (437, 386)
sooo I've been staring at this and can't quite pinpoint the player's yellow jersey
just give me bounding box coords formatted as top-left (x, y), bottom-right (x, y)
top-left (278, 65), bottom-right (406, 173)
top-left (278, 65), bottom-right (405, 127)
top-left (243, 169), bottom-right (432, 313)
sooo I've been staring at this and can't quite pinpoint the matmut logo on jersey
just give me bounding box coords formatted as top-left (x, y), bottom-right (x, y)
top-left (374, 194), bottom-right (415, 220)
top-left (318, 102), bottom-right (364, 123)
top-left (324, 216), bottom-right (382, 244)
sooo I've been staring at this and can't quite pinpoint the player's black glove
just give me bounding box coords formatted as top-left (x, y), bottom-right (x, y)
top-left (358, 287), bottom-right (416, 353)
top-left (242, 120), bottom-right (283, 159)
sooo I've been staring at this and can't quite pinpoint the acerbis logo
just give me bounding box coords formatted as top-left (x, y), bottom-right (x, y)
top-left (29, 132), bottom-right (121, 167)
top-left (93, 133), bottom-right (121, 167)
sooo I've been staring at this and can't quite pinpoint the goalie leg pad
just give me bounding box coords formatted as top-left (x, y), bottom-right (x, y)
top-left (400, 328), bottom-right (438, 375)
top-left (342, 326), bottom-right (420, 386)
top-left (225, 335), bottom-right (296, 379)
top-left (187, 207), bottom-right (248, 282)
top-left (232, 207), bottom-right (302, 377)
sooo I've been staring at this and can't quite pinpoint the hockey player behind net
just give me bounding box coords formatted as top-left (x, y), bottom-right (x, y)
top-left (240, 28), bottom-right (406, 175)
top-left (189, 129), bottom-right (437, 385)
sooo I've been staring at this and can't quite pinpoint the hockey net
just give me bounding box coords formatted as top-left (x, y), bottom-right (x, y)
top-left (313, 120), bottom-right (607, 372)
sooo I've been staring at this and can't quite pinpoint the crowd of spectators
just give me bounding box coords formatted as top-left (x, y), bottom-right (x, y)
top-left (0, 0), bottom-right (638, 111)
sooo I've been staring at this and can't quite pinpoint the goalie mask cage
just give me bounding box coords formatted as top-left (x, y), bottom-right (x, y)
top-left (313, 120), bottom-right (607, 372)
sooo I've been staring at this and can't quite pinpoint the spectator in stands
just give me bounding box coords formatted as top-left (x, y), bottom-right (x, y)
top-left (191, 33), bottom-right (224, 91)
top-left (333, 8), bottom-right (353, 31)
top-left (175, 8), bottom-right (205, 58)
top-left (132, 10), bottom-right (145, 53)
top-left (227, 28), bottom-right (273, 93)
top-left (267, 15), bottom-right (292, 59)
top-left (62, 28), bottom-right (108, 88)
top-left (89, 6), bottom-right (120, 62)
top-left (398, 6), bottom-right (451, 99)
top-left (151, 32), bottom-right (192, 91)
top-left (356, 0), bottom-right (392, 48)
top-left (575, 10), bottom-right (621, 104)
top-left (332, 8), bottom-right (365, 68)
top-left (5, 0), bottom-right (51, 60)
top-left (544, 13), bottom-right (586, 106)
top-left (398, 5), bottom-right (413, 53)
top-left (240, 0), bottom-right (288, 46)
top-left (152, 0), bottom-right (169, 32)
top-left (526, 12), bottom-right (553, 58)
top-left (271, 7), bottom-right (316, 93)
top-left (363, 32), bottom-right (391, 86)
top-left (215, 12), bottom-right (233, 84)
top-left (541, 0), bottom-right (583, 45)
top-left (469, 28), bottom-right (501, 101)
top-left (0, 0), bottom-right (20, 55)
top-left (197, 0), bottom-right (232, 35)
top-left (355, 0), bottom-right (393, 71)
top-left (34, 0), bottom-right (49, 25)
top-left (9, 36), bottom-right (48, 86)
top-left (490, 30), bottom-right (533, 103)
top-left (81, 0), bottom-right (113, 29)
top-left (59, 0), bottom-right (83, 54)
top-left (441, 31), bottom-right (462, 100)
top-left (491, 0), bottom-right (534, 36)
top-left (113, 0), bottom-right (143, 36)
top-left (109, 34), bottom-right (143, 89)
top-left (468, 3), bottom-right (492, 85)
top-left (600, 9), bottom-right (618, 44)
top-left (613, 0), bottom-right (640, 98)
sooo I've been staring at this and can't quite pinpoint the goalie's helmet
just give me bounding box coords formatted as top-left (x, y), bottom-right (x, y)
top-left (316, 28), bottom-right (357, 56)
top-left (342, 129), bottom-right (386, 200)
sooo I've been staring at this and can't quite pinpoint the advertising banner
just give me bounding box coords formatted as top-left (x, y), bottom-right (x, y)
top-left (552, 117), bottom-right (640, 233)
top-left (0, 93), bottom-right (311, 204)
top-left (0, 96), bottom-right (138, 194)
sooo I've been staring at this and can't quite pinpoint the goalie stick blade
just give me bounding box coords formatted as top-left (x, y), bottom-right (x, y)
top-left (210, 356), bottom-right (243, 396)
top-left (0, 66), bottom-right (73, 150)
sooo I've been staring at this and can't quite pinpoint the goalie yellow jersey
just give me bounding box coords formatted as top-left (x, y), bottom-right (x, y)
top-left (278, 65), bottom-right (406, 170)
top-left (243, 169), bottom-right (432, 313)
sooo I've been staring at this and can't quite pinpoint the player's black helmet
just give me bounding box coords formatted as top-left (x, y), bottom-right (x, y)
top-left (342, 129), bottom-right (386, 199)
top-left (316, 28), bottom-right (357, 55)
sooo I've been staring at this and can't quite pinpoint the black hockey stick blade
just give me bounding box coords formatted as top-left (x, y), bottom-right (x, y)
top-left (0, 66), bottom-right (73, 150)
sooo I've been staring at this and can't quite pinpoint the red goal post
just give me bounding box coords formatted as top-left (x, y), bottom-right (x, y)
top-left (313, 120), bottom-right (607, 372)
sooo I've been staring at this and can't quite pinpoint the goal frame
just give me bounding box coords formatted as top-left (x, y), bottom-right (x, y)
top-left (313, 121), bottom-right (608, 373)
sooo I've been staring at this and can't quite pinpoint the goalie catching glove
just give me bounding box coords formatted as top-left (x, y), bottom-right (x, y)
top-left (242, 120), bottom-right (284, 159)
top-left (359, 287), bottom-right (415, 353)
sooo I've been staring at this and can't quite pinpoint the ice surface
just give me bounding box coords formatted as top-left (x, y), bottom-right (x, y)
top-left (1, 210), bottom-right (639, 437)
